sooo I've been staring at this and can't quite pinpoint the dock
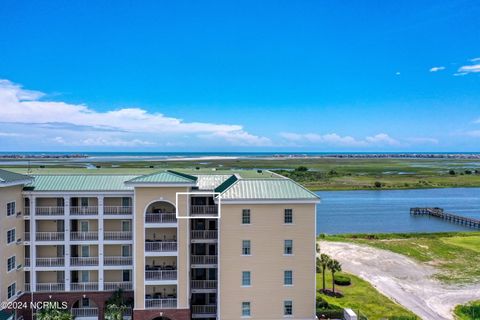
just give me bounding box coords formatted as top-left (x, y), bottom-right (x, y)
top-left (410, 207), bottom-right (480, 229)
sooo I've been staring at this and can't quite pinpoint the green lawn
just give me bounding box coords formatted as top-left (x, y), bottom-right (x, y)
top-left (316, 272), bottom-right (417, 320)
top-left (453, 300), bottom-right (480, 320)
top-left (322, 232), bottom-right (480, 284)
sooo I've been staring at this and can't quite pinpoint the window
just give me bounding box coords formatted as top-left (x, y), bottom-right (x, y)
top-left (81, 297), bottom-right (90, 307)
top-left (80, 197), bottom-right (89, 207)
top-left (242, 209), bottom-right (250, 224)
top-left (284, 270), bottom-right (293, 285)
top-left (122, 270), bottom-right (131, 282)
top-left (284, 209), bottom-right (293, 224)
top-left (7, 229), bottom-right (15, 244)
top-left (284, 300), bottom-right (293, 316)
top-left (80, 221), bottom-right (89, 232)
top-left (7, 256), bottom-right (16, 272)
top-left (122, 197), bottom-right (131, 208)
top-left (284, 240), bottom-right (293, 255)
top-left (121, 220), bottom-right (131, 232)
top-left (81, 270), bottom-right (89, 282)
top-left (241, 301), bottom-right (251, 317)
top-left (242, 240), bottom-right (251, 255)
top-left (7, 283), bottom-right (16, 299)
top-left (242, 271), bottom-right (251, 286)
top-left (7, 202), bottom-right (16, 216)
top-left (81, 245), bottom-right (90, 257)
top-left (122, 245), bottom-right (131, 257)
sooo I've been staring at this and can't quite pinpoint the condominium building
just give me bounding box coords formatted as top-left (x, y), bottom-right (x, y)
top-left (0, 168), bottom-right (319, 320)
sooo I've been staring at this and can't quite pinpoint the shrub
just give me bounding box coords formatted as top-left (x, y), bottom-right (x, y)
top-left (374, 181), bottom-right (382, 188)
top-left (454, 300), bottom-right (480, 320)
top-left (316, 309), bottom-right (344, 319)
top-left (295, 166), bottom-right (309, 172)
top-left (449, 169), bottom-right (456, 175)
top-left (334, 274), bottom-right (351, 286)
top-left (465, 170), bottom-right (472, 175)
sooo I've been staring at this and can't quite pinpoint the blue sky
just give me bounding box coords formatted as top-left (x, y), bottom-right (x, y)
top-left (0, 0), bottom-right (479, 151)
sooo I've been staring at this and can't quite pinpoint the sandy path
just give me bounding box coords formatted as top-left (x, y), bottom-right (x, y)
top-left (319, 241), bottom-right (480, 320)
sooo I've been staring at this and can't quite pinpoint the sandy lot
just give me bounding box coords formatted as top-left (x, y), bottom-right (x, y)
top-left (319, 241), bottom-right (480, 320)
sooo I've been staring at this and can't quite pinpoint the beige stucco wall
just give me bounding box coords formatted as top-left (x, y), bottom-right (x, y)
top-left (218, 203), bottom-right (316, 320)
top-left (36, 271), bottom-right (62, 283)
top-left (104, 244), bottom-right (130, 256)
top-left (104, 270), bottom-right (124, 282)
top-left (72, 245), bottom-right (99, 256)
top-left (36, 197), bottom-right (63, 207)
top-left (104, 219), bottom-right (132, 231)
top-left (71, 219), bottom-right (98, 230)
top-left (36, 245), bottom-right (62, 257)
top-left (36, 220), bottom-right (63, 232)
top-left (0, 185), bottom-right (25, 301)
top-left (133, 186), bottom-right (189, 310)
top-left (104, 197), bottom-right (132, 207)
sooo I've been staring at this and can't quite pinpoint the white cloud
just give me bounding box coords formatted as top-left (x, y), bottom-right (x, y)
top-left (429, 66), bottom-right (445, 72)
top-left (0, 79), bottom-right (270, 147)
top-left (470, 57), bottom-right (480, 62)
top-left (406, 137), bottom-right (439, 144)
top-left (465, 130), bottom-right (480, 138)
top-left (456, 62), bottom-right (480, 75)
top-left (395, 72), bottom-right (401, 76)
top-left (280, 132), bottom-right (400, 147)
top-left (365, 133), bottom-right (401, 146)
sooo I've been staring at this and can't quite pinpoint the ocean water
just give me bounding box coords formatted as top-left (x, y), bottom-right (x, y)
top-left (316, 188), bottom-right (480, 234)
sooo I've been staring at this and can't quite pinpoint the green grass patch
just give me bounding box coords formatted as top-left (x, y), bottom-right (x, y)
top-left (454, 300), bottom-right (480, 320)
top-left (316, 272), bottom-right (417, 320)
top-left (321, 232), bottom-right (480, 283)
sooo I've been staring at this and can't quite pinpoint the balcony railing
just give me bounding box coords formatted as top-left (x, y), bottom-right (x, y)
top-left (191, 305), bottom-right (217, 314)
top-left (71, 308), bottom-right (99, 317)
top-left (71, 282), bottom-right (99, 291)
top-left (35, 283), bottom-right (65, 292)
top-left (190, 205), bottom-right (218, 216)
top-left (145, 270), bottom-right (177, 281)
top-left (104, 206), bottom-right (132, 215)
top-left (71, 231), bottom-right (98, 241)
top-left (104, 256), bottom-right (132, 266)
top-left (70, 206), bottom-right (98, 215)
top-left (145, 213), bottom-right (177, 224)
top-left (24, 283), bottom-right (31, 292)
top-left (25, 258), bottom-right (30, 267)
top-left (35, 206), bottom-right (64, 216)
top-left (36, 232), bottom-right (64, 241)
top-left (191, 230), bottom-right (217, 240)
top-left (145, 241), bottom-right (177, 252)
top-left (70, 257), bottom-right (99, 266)
top-left (24, 207), bottom-right (30, 216)
top-left (191, 255), bottom-right (217, 265)
top-left (191, 280), bottom-right (217, 290)
top-left (24, 232), bottom-right (30, 241)
top-left (104, 282), bottom-right (133, 291)
top-left (104, 231), bottom-right (132, 241)
top-left (36, 257), bottom-right (65, 267)
top-left (145, 299), bottom-right (177, 309)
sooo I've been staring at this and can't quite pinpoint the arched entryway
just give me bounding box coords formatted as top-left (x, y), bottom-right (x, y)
top-left (145, 200), bottom-right (177, 223)
top-left (71, 297), bottom-right (99, 319)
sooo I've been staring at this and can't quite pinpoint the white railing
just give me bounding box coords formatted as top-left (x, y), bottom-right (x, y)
top-left (24, 232), bottom-right (30, 241)
top-left (71, 282), bottom-right (99, 291)
top-left (71, 308), bottom-right (99, 317)
top-left (71, 231), bottom-right (98, 241)
top-left (192, 305), bottom-right (217, 314)
top-left (24, 283), bottom-right (31, 292)
top-left (36, 257), bottom-right (64, 267)
top-left (145, 213), bottom-right (177, 224)
top-left (36, 232), bottom-right (64, 241)
top-left (104, 256), bottom-right (132, 266)
top-left (35, 206), bottom-right (64, 216)
top-left (104, 282), bottom-right (133, 291)
top-left (70, 257), bottom-right (99, 266)
top-left (145, 241), bottom-right (177, 252)
top-left (191, 280), bottom-right (217, 289)
top-left (191, 255), bottom-right (217, 265)
top-left (104, 206), bottom-right (132, 215)
top-left (191, 230), bottom-right (218, 239)
top-left (145, 299), bottom-right (177, 309)
top-left (70, 206), bottom-right (98, 215)
top-left (190, 205), bottom-right (218, 216)
top-left (145, 270), bottom-right (177, 281)
top-left (24, 207), bottom-right (30, 216)
top-left (35, 283), bottom-right (65, 292)
top-left (25, 258), bottom-right (30, 267)
top-left (104, 231), bottom-right (132, 240)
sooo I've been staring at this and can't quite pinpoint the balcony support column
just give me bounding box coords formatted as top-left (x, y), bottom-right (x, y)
top-left (64, 196), bottom-right (71, 291)
top-left (98, 195), bottom-right (104, 291)
top-left (30, 196), bottom-right (36, 291)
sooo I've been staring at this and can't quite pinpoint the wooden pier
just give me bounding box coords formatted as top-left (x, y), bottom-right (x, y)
top-left (410, 207), bottom-right (480, 229)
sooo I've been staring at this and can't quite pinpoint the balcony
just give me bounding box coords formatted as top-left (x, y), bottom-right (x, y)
top-left (104, 206), bottom-right (132, 215)
top-left (71, 282), bottom-right (99, 291)
top-left (36, 206), bottom-right (64, 216)
top-left (71, 307), bottom-right (99, 318)
top-left (191, 280), bottom-right (217, 290)
top-left (191, 230), bottom-right (217, 240)
top-left (191, 255), bottom-right (217, 265)
top-left (104, 256), bottom-right (132, 266)
top-left (70, 206), bottom-right (98, 216)
top-left (145, 298), bottom-right (177, 309)
top-left (192, 305), bottom-right (217, 315)
top-left (104, 282), bottom-right (133, 291)
top-left (24, 207), bottom-right (30, 216)
top-left (70, 257), bottom-right (99, 266)
top-left (35, 283), bottom-right (65, 292)
top-left (145, 270), bottom-right (177, 281)
top-left (190, 205), bottom-right (218, 216)
top-left (24, 232), bottom-right (30, 241)
top-left (145, 213), bottom-right (176, 224)
top-left (145, 241), bottom-right (177, 253)
top-left (25, 258), bottom-right (30, 267)
top-left (36, 257), bottom-right (65, 267)
top-left (104, 231), bottom-right (132, 241)
top-left (71, 231), bottom-right (98, 241)
top-left (36, 232), bottom-right (64, 241)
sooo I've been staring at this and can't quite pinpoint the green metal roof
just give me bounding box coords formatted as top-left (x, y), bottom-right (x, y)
top-left (219, 179), bottom-right (319, 200)
top-left (126, 170), bottom-right (197, 184)
top-left (195, 174), bottom-right (233, 190)
top-left (0, 168), bottom-right (32, 185)
top-left (25, 175), bottom-right (137, 192)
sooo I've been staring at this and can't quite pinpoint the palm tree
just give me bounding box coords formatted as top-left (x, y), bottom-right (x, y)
top-left (105, 304), bottom-right (128, 320)
top-left (36, 307), bottom-right (73, 320)
top-left (327, 259), bottom-right (342, 294)
top-left (319, 253), bottom-right (330, 292)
